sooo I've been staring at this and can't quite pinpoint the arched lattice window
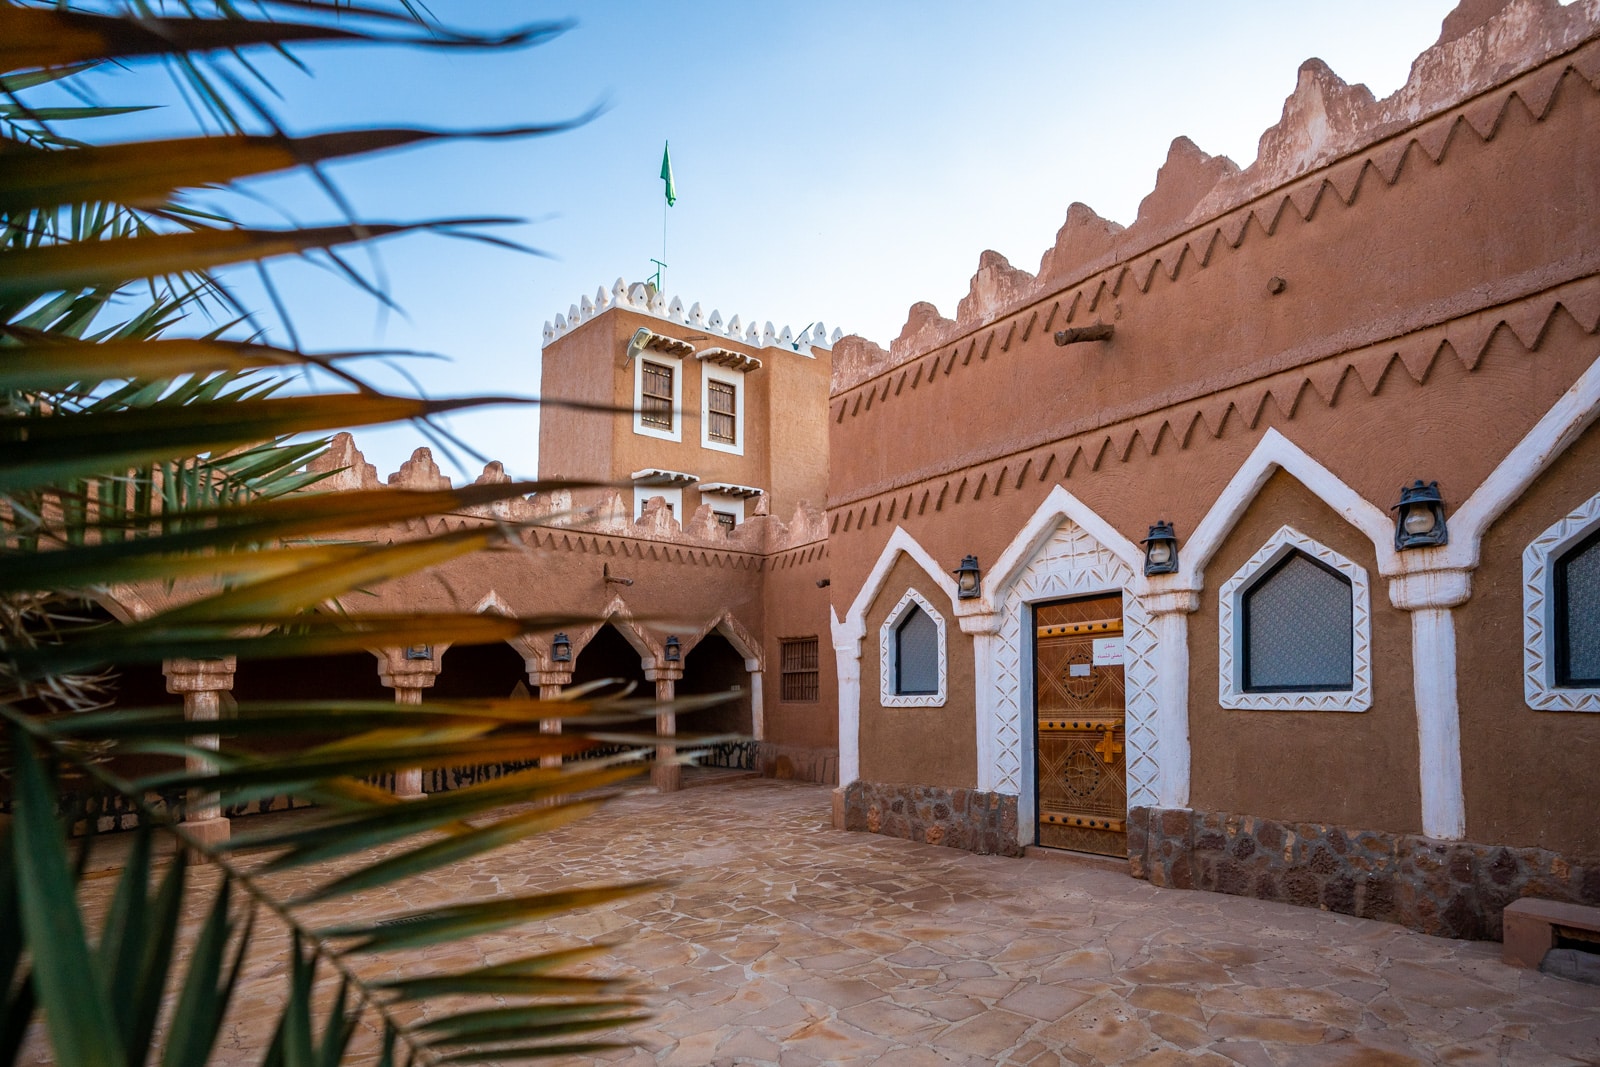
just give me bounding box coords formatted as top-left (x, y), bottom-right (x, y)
top-left (879, 588), bottom-right (948, 708)
top-left (1243, 551), bottom-right (1354, 692)
top-left (1219, 525), bottom-right (1371, 712)
top-left (1555, 527), bottom-right (1600, 687)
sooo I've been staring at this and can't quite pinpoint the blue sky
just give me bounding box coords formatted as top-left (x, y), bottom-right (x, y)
top-left (77, 1), bottom-right (1461, 480)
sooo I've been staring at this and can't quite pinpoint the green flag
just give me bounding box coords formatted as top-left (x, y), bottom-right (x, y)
top-left (660, 141), bottom-right (677, 207)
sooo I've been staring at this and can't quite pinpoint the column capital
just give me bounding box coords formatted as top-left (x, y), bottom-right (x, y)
top-left (1388, 568), bottom-right (1472, 612)
top-left (378, 647), bottom-right (438, 690)
top-left (1142, 590), bottom-right (1201, 616)
top-left (644, 667), bottom-right (683, 683)
top-left (529, 670), bottom-right (573, 688)
top-left (957, 612), bottom-right (1002, 636)
top-left (164, 656), bottom-right (236, 693)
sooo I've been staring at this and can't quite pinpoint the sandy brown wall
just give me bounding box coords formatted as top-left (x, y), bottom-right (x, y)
top-left (858, 555), bottom-right (976, 788)
top-left (765, 346), bottom-right (832, 517)
top-left (761, 541), bottom-right (837, 751)
top-left (1187, 471), bottom-right (1421, 834)
top-left (1457, 419), bottom-right (1600, 859)
top-left (537, 317), bottom-right (616, 484)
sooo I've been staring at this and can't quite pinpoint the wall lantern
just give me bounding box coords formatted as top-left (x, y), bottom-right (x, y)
top-left (404, 644), bottom-right (433, 661)
top-left (664, 635), bottom-right (682, 663)
top-left (952, 554), bottom-right (982, 600)
top-left (550, 632), bottom-right (572, 663)
top-left (1141, 521), bottom-right (1180, 577)
top-left (1392, 480), bottom-right (1448, 551)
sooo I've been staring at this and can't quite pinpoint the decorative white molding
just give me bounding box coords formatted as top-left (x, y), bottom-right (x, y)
top-left (969, 484), bottom-right (1144, 616)
top-left (878, 588), bottom-right (948, 708)
top-left (699, 362), bottom-right (746, 457)
top-left (542, 278), bottom-right (836, 353)
top-left (1524, 491), bottom-right (1600, 712)
top-left (1182, 429), bottom-right (1397, 588)
top-left (986, 518), bottom-right (1161, 838)
top-left (1218, 525), bottom-right (1373, 712)
top-left (1411, 606), bottom-right (1466, 838)
top-left (832, 607), bottom-right (862, 786)
top-left (840, 527), bottom-right (961, 645)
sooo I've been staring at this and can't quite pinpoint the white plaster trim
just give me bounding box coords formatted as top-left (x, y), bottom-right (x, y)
top-left (840, 526), bottom-right (961, 643)
top-left (699, 362), bottom-right (745, 456)
top-left (831, 606), bottom-right (862, 786)
top-left (974, 484), bottom-right (1144, 612)
top-left (632, 355), bottom-right (682, 442)
top-left (749, 670), bottom-right (765, 741)
top-left (1454, 354), bottom-right (1600, 572)
top-left (878, 588), bottom-right (948, 708)
top-left (1411, 606), bottom-right (1465, 838)
top-left (1218, 525), bottom-right (1373, 712)
top-left (707, 498), bottom-right (746, 528)
top-left (984, 515), bottom-right (1162, 844)
top-left (634, 486), bottom-right (683, 520)
top-left (1524, 490), bottom-right (1600, 712)
top-left (1182, 429), bottom-right (1397, 588)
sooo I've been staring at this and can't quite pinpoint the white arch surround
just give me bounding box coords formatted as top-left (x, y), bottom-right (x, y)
top-left (879, 588), bottom-right (948, 708)
top-left (978, 490), bottom-right (1163, 844)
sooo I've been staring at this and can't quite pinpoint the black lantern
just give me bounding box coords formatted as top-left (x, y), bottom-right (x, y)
top-left (551, 632), bottom-right (572, 663)
top-left (1141, 521), bottom-right (1180, 577)
top-left (664, 635), bottom-right (682, 663)
top-left (404, 644), bottom-right (432, 661)
top-left (1392, 480), bottom-right (1448, 550)
top-left (952, 554), bottom-right (982, 600)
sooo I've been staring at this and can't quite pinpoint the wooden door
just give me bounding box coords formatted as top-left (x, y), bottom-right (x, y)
top-left (1034, 593), bottom-right (1127, 856)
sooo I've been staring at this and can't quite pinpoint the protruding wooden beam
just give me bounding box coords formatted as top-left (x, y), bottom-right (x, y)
top-left (1054, 323), bottom-right (1115, 345)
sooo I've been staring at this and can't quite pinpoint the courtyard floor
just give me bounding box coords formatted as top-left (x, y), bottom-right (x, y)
top-left (71, 778), bottom-right (1600, 1066)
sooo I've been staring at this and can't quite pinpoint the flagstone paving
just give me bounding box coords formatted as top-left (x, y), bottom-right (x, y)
top-left (63, 779), bottom-right (1600, 1065)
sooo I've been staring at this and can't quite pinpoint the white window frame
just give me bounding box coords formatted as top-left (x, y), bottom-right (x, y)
top-left (707, 497), bottom-right (745, 528)
top-left (1218, 525), bottom-right (1372, 712)
top-left (1524, 491), bottom-right (1600, 712)
top-left (700, 364), bottom-right (744, 456)
top-left (633, 357), bottom-right (681, 442)
top-left (634, 487), bottom-right (683, 520)
top-left (879, 587), bottom-right (947, 708)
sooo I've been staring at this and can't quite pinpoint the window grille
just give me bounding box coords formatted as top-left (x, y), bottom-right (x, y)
top-left (1243, 550), bottom-right (1353, 691)
top-left (708, 379), bottom-right (736, 443)
top-left (641, 361), bottom-right (673, 429)
top-left (1557, 528), bottom-right (1600, 686)
top-left (895, 605), bottom-right (939, 695)
top-left (713, 510), bottom-right (736, 534)
top-left (780, 637), bottom-right (819, 702)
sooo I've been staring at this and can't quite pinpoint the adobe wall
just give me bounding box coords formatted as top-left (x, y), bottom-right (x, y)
top-left (857, 554), bottom-right (976, 788)
top-left (761, 538), bottom-right (837, 759)
top-left (1186, 471), bottom-right (1421, 834)
top-left (1457, 418), bottom-right (1600, 859)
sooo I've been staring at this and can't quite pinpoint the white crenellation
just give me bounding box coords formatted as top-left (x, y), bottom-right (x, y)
top-left (540, 283), bottom-right (840, 352)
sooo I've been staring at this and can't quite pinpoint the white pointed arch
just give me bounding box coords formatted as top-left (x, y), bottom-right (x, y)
top-left (968, 485), bottom-right (1143, 617)
top-left (839, 526), bottom-right (960, 644)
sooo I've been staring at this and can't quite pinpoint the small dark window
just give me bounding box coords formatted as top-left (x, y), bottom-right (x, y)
top-left (708, 379), bottom-right (736, 444)
top-left (1556, 527), bottom-right (1600, 686)
top-left (1242, 550), bottom-right (1353, 692)
top-left (894, 604), bottom-right (939, 695)
top-left (641, 361), bottom-right (673, 429)
top-left (713, 510), bottom-right (736, 534)
top-left (780, 637), bottom-right (819, 702)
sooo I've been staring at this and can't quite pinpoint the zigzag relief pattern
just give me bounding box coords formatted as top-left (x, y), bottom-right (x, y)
top-left (768, 542), bottom-right (829, 569)
top-left (828, 42), bottom-right (1600, 424)
top-left (1523, 492), bottom-right (1600, 712)
top-left (988, 521), bottom-right (1158, 804)
top-left (829, 280), bottom-right (1600, 537)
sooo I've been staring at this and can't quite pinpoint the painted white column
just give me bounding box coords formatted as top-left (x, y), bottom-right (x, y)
top-left (1143, 590), bottom-right (1199, 810)
top-left (1389, 570), bottom-right (1471, 840)
top-left (745, 658), bottom-right (765, 741)
top-left (379, 647), bottom-right (439, 798)
top-left (831, 634), bottom-right (862, 787)
top-left (959, 615), bottom-right (1002, 793)
top-left (164, 656), bottom-right (236, 855)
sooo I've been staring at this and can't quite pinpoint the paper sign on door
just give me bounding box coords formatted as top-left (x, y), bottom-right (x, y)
top-left (1092, 637), bottom-right (1125, 666)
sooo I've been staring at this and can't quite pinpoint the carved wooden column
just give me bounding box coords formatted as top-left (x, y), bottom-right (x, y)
top-left (163, 656), bottom-right (235, 853)
top-left (379, 647), bottom-right (438, 798)
top-left (532, 669), bottom-right (571, 770)
top-left (646, 665), bottom-right (682, 792)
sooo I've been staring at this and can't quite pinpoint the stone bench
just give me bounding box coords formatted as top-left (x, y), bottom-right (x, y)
top-left (1501, 897), bottom-right (1600, 969)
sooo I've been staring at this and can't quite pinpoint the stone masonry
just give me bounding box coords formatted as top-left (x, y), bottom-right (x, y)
top-left (1130, 805), bottom-right (1600, 942)
top-left (843, 779), bottom-right (1022, 857)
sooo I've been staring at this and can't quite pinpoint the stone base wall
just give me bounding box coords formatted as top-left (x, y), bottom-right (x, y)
top-left (756, 743), bottom-right (838, 786)
top-left (843, 780), bottom-right (1022, 857)
top-left (1130, 806), bottom-right (1600, 941)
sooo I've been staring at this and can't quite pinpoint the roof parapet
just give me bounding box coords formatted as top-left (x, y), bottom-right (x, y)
top-left (543, 278), bottom-right (843, 354)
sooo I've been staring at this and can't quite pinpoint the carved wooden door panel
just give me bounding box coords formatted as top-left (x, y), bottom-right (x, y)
top-left (1034, 593), bottom-right (1127, 856)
